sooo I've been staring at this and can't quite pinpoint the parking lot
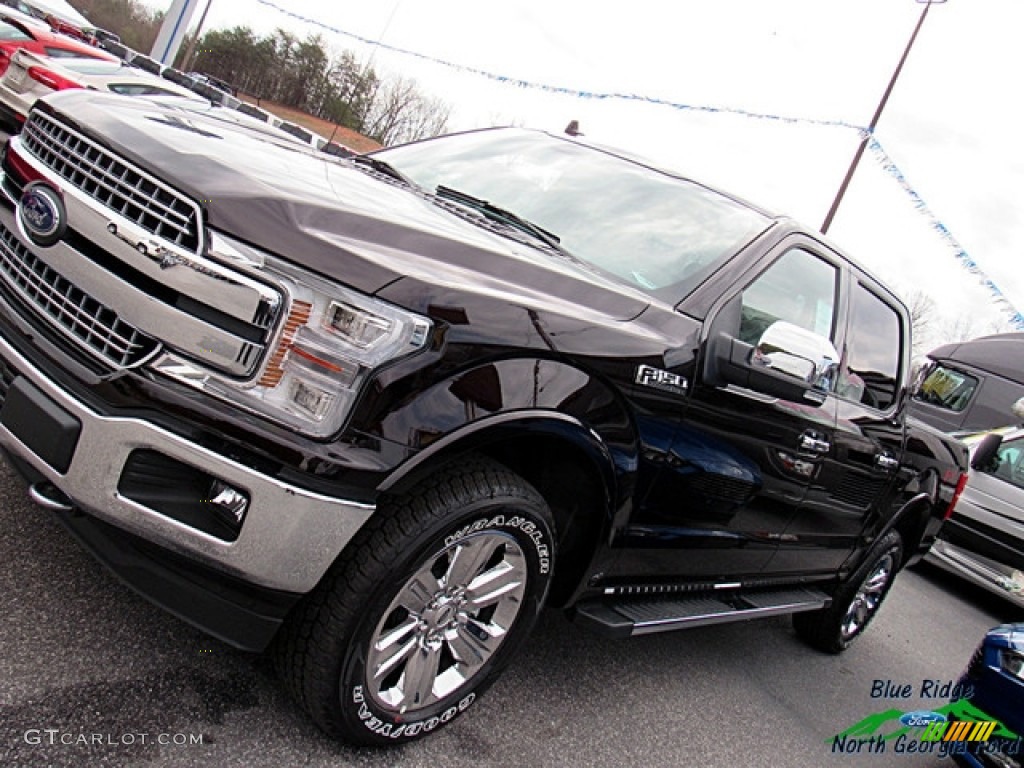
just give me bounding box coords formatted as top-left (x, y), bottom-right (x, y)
top-left (0, 457), bottom-right (1019, 768)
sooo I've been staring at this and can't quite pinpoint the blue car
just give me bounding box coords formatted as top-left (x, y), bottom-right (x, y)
top-left (952, 624), bottom-right (1024, 767)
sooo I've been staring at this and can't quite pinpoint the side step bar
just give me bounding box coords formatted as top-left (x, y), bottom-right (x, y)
top-left (574, 588), bottom-right (831, 640)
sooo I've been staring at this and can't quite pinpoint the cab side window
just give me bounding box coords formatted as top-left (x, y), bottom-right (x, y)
top-left (989, 438), bottom-right (1024, 490)
top-left (739, 248), bottom-right (838, 345)
top-left (841, 284), bottom-right (903, 410)
top-left (914, 364), bottom-right (979, 412)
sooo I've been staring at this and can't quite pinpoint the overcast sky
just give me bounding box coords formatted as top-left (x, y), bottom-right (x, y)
top-left (140, 0), bottom-right (1024, 348)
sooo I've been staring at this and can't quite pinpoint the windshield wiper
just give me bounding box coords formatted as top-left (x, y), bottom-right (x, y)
top-left (435, 185), bottom-right (564, 252)
top-left (352, 154), bottom-right (417, 187)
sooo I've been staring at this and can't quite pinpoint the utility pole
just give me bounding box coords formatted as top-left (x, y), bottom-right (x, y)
top-left (820, 0), bottom-right (946, 234)
top-left (180, 0), bottom-right (214, 71)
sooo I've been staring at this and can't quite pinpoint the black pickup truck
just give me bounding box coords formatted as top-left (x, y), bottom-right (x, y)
top-left (0, 92), bottom-right (967, 745)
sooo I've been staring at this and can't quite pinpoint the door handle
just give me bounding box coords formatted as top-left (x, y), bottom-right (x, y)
top-left (875, 454), bottom-right (900, 471)
top-left (799, 434), bottom-right (831, 454)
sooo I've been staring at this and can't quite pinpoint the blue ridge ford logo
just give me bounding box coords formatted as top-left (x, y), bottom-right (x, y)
top-left (18, 181), bottom-right (66, 247)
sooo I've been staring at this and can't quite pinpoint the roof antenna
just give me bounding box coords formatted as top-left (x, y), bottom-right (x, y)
top-left (564, 120), bottom-right (583, 137)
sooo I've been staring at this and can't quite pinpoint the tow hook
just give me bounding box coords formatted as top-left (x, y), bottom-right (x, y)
top-left (28, 481), bottom-right (75, 512)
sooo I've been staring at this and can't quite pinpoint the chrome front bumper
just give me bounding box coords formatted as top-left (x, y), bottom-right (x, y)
top-left (0, 299), bottom-right (374, 595)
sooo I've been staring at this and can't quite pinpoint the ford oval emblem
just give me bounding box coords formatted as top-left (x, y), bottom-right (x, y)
top-left (18, 181), bottom-right (67, 247)
top-left (899, 710), bottom-right (947, 728)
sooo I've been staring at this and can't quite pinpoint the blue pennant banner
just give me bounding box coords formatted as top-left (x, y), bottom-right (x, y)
top-left (253, 0), bottom-right (1023, 329)
top-left (252, 0), bottom-right (860, 131)
top-left (867, 136), bottom-right (1024, 329)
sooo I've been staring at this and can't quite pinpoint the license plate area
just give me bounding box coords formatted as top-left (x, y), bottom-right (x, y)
top-left (0, 377), bottom-right (81, 473)
top-left (7, 65), bottom-right (26, 88)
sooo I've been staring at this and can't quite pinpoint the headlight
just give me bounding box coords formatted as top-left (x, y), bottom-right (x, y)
top-left (1001, 649), bottom-right (1024, 680)
top-left (153, 233), bottom-right (432, 438)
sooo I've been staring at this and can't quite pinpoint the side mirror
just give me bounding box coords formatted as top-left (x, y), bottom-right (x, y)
top-left (713, 321), bottom-right (838, 405)
top-left (752, 322), bottom-right (839, 391)
top-left (970, 432), bottom-right (1003, 472)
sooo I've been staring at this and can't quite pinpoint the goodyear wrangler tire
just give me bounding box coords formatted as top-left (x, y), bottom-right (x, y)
top-left (275, 457), bottom-right (555, 745)
top-left (793, 530), bottom-right (903, 654)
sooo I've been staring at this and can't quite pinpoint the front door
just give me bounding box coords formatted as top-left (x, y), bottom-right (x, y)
top-left (619, 241), bottom-right (843, 580)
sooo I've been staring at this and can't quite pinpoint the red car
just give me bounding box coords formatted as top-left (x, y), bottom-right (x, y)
top-left (0, 10), bottom-right (113, 76)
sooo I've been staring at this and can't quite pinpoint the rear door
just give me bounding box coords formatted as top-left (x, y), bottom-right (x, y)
top-left (769, 273), bottom-right (909, 575)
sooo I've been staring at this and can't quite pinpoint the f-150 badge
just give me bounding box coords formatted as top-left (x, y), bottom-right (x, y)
top-left (635, 365), bottom-right (688, 396)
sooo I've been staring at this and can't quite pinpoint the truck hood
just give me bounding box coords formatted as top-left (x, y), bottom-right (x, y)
top-left (39, 92), bottom-right (651, 322)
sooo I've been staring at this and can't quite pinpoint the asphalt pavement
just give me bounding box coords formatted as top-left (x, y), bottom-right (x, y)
top-left (1, 456), bottom-right (1020, 768)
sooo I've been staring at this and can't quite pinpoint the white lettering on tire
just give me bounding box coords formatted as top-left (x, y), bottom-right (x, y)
top-left (445, 515), bottom-right (550, 574)
top-left (352, 689), bottom-right (477, 738)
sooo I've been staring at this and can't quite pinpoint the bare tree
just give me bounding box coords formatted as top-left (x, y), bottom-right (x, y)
top-left (192, 29), bottom-right (449, 144)
top-left (362, 76), bottom-right (449, 145)
top-left (68, 4), bottom-right (451, 145)
top-left (905, 289), bottom-right (937, 360)
top-left (934, 316), bottom-right (974, 348)
top-left (937, 312), bottom-right (1017, 346)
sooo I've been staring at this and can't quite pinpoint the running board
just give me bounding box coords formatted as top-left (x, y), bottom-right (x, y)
top-left (573, 588), bottom-right (831, 640)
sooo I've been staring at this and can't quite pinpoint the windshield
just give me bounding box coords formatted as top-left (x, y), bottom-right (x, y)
top-left (376, 128), bottom-right (771, 302)
top-left (0, 20), bottom-right (32, 40)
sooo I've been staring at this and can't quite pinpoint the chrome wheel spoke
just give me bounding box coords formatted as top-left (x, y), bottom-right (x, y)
top-left (842, 602), bottom-right (859, 635)
top-left (401, 643), bottom-right (443, 710)
top-left (445, 624), bottom-right (495, 672)
top-left (864, 569), bottom-right (889, 594)
top-left (374, 615), bottom-right (419, 654)
top-left (466, 559), bottom-right (525, 609)
top-left (853, 599), bottom-right (869, 626)
top-left (371, 634), bottom-right (418, 683)
top-left (444, 538), bottom-right (502, 590)
top-left (395, 571), bottom-right (442, 614)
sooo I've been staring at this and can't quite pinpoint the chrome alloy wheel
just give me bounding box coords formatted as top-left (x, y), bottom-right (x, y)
top-left (365, 530), bottom-right (527, 714)
top-left (840, 551), bottom-right (896, 640)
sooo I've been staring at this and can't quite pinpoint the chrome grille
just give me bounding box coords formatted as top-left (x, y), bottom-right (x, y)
top-left (20, 112), bottom-right (201, 253)
top-left (0, 222), bottom-right (159, 368)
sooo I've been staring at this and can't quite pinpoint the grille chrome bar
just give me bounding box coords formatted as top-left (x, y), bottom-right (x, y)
top-left (7, 113), bottom-right (285, 379)
top-left (21, 111), bottom-right (201, 253)
top-left (0, 222), bottom-right (158, 369)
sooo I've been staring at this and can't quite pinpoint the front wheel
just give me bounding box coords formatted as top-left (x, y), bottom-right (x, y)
top-left (275, 457), bottom-right (555, 745)
top-left (794, 530), bottom-right (903, 653)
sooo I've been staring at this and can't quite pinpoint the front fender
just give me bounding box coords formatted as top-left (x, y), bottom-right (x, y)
top-left (372, 357), bottom-right (637, 509)
top-left (366, 358), bottom-right (643, 603)
top-left (379, 410), bottom-right (618, 501)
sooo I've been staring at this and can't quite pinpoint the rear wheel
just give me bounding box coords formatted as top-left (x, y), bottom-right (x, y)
top-left (794, 530), bottom-right (902, 653)
top-left (275, 457), bottom-right (555, 745)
